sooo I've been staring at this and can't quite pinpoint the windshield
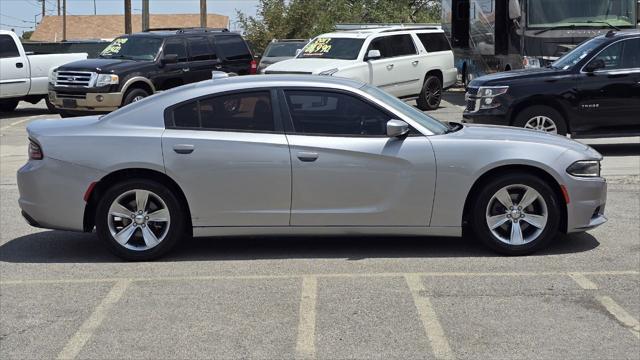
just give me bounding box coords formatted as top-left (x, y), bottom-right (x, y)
top-left (551, 37), bottom-right (607, 69)
top-left (265, 42), bottom-right (306, 57)
top-left (363, 85), bottom-right (450, 135)
top-left (99, 36), bottom-right (163, 60)
top-left (298, 37), bottom-right (365, 60)
top-left (527, 0), bottom-right (637, 28)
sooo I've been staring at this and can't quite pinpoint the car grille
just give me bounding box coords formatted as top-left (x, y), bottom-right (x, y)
top-left (55, 91), bottom-right (86, 99)
top-left (464, 87), bottom-right (479, 112)
top-left (264, 70), bottom-right (313, 75)
top-left (55, 71), bottom-right (96, 87)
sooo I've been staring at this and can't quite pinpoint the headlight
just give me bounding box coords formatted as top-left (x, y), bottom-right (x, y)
top-left (476, 86), bottom-right (509, 109)
top-left (567, 160), bottom-right (601, 178)
top-left (48, 68), bottom-right (58, 84)
top-left (95, 74), bottom-right (119, 87)
top-left (319, 68), bottom-right (339, 76)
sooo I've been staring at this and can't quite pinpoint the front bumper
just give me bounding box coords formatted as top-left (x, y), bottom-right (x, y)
top-left (18, 157), bottom-right (106, 232)
top-left (565, 176), bottom-right (607, 233)
top-left (48, 89), bottom-right (123, 112)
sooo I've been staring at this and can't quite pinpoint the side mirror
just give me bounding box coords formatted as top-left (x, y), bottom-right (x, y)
top-left (387, 119), bottom-right (410, 138)
top-left (584, 59), bottom-right (605, 73)
top-left (161, 54), bottom-right (178, 65)
top-left (366, 49), bottom-right (381, 61)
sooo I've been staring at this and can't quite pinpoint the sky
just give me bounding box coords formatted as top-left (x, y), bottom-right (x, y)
top-left (0, 0), bottom-right (260, 35)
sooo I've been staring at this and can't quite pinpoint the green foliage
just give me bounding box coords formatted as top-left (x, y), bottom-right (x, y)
top-left (21, 31), bottom-right (34, 40)
top-left (237, 0), bottom-right (441, 54)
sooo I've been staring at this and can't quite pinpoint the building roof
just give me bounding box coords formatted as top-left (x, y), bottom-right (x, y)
top-left (31, 14), bottom-right (229, 42)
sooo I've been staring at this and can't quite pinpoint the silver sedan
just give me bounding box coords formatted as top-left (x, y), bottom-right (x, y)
top-left (17, 75), bottom-right (607, 260)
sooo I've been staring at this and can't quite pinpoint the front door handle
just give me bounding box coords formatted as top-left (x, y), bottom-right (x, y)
top-left (297, 151), bottom-right (319, 162)
top-left (173, 144), bottom-right (194, 154)
top-left (412, 60), bottom-right (419, 65)
top-left (16, 62), bottom-right (23, 68)
top-left (182, 68), bottom-right (190, 72)
top-left (386, 64), bottom-right (394, 70)
top-left (215, 65), bottom-right (222, 69)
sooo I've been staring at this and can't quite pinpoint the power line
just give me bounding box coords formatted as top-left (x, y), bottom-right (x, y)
top-left (0, 13), bottom-right (35, 23)
top-left (0, 22), bottom-right (35, 29)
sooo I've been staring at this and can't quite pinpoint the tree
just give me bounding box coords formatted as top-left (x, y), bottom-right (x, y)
top-left (237, 0), bottom-right (441, 54)
top-left (21, 31), bottom-right (34, 40)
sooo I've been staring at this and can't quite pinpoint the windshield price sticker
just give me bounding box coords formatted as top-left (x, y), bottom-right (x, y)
top-left (303, 38), bottom-right (332, 56)
top-left (101, 38), bottom-right (128, 56)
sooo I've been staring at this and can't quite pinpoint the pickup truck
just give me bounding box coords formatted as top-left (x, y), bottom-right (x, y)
top-left (0, 30), bottom-right (87, 112)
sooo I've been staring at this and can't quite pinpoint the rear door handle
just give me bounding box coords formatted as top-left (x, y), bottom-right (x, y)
top-left (297, 151), bottom-right (319, 162)
top-left (16, 62), bottom-right (23, 68)
top-left (173, 144), bottom-right (194, 154)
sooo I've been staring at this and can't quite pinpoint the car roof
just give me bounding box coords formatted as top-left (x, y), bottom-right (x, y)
top-left (317, 26), bottom-right (444, 39)
top-left (597, 30), bottom-right (640, 42)
top-left (197, 74), bottom-right (366, 90)
top-left (120, 30), bottom-right (241, 39)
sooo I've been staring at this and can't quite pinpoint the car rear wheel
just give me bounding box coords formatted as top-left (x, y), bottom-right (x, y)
top-left (95, 179), bottom-right (186, 261)
top-left (470, 173), bottom-right (560, 255)
top-left (514, 105), bottom-right (568, 135)
top-left (416, 75), bottom-right (442, 111)
top-left (122, 88), bottom-right (149, 107)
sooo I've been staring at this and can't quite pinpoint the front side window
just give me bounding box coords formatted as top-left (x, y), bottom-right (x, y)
top-left (99, 36), bottom-right (162, 60)
top-left (171, 91), bottom-right (274, 132)
top-left (284, 90), bottom-right (391, 136)
top-left (622, 38), bottom-right (640, 69)
top-left (589, 41), bottom-right (625, 70)
top-left (299, 37), bottom-right (365, 60)
top-left (187, 37), bottom-right (214, 61)
top-left (0, 35), bottom-right (19, 58)
top-left (163, 39), bottom-right (188, 62)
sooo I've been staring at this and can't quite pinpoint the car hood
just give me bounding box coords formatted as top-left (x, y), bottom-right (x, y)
top-left (56, 58), bottom-right (152, 73)
top-left (449, 123), bottom-right (595, 155)
top-left (264, 58), bottom-right (354, 74)
top-left (470, 67), bottom-right (569, 86)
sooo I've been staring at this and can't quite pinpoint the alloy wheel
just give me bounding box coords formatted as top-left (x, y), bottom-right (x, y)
top-left (107, 189), bottom-right (171, 251)
top-left (485, 184), bottom-right (548, 246)
top-left (426, 80), bottom-right (442, 108)
top-left (524, 116), bottom-right (558, 133)
top-left (131, 95), bottom-right (145, 102)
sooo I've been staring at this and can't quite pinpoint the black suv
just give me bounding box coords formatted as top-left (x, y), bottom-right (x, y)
top-left (463, 31), bottom-right (640, 138)
top-left (49, 28), bottom-right (256, 116)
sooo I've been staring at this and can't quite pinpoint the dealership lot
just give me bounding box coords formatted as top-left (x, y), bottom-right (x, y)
top-left (1, 97), bottom-right (638, 359)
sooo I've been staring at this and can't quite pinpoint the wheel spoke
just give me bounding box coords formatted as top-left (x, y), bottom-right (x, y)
top-left (114, 223), bottom-right (136, 245)
top-left (147, 208), bottom-right (169, 222)
top-left (487, 214), bottom-right (509, 230)
top-left (136, 190), bottom-right (149, 213)
top-left (510, 221), bottom-right (525, 245)
top-left (109, 202), bottom-right (132, 219)
top-left (522, 214), bottom-right (547, 229)
top-left (141, 226), bottom-right (159, 248)
top-left (518, 188), bottom-right (539, 209)
top-left (495, 188), bottom-right (514, 208)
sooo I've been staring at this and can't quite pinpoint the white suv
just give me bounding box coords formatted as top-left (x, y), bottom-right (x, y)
top-left (264, 26), bottom-right (457, 110)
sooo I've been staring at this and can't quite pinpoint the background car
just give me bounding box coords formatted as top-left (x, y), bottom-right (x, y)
top-left (264, 25), bottom-right (457, 111)
top-left (258, 39), bottom-right (308, 73)
top-left (19, 75), bottom-right (606, 261)
top-left (463, 31), bottom-right (640, 138)
top-left (48, 27), bottom-right (256, 117)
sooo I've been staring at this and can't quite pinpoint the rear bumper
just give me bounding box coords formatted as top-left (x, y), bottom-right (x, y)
top-left (48, 90), bottom-right (122, 112)
top-left (17, 157), bottom-right (106, 232)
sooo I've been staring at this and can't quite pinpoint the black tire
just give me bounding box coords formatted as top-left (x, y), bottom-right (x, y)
top-left (470, 173), bottom-right (561, 256)
top-left (95, 179), bottom-right (186, 261)
top-left (0, 99), bottom-right (19, 112)
top-left (57, 110), bottom-right (78, 118)
top-left (122, 88), bottom-right (149, 107)
top-left (45, 97), bottom-right (57, 114)
top-left (513, 105), bottom-right (568, 135)
top-left (416, 75), bottom-right (442, 111)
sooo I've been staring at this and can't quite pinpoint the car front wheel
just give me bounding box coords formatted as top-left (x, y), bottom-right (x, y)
top-left (122, 88), bottom-right (149, 107)
top-left (513, 105), bottom-right (568, 136)
top-left (95, 179), bottom-right (186, 261)
top-left (470, 173), bottom-right (561, 255)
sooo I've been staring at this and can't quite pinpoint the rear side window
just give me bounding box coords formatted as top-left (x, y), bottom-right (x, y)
top-left (187, 37), bottom-right (214, 61)
top-left (367, 34), bottom-right (417, 59)
top-left (0, 35), bottom-right (20, 58)
top-left (417, 33), bottom-right (452, 52)
top-left (163, 39), bottom-right (188, 62)
top-left (215, 35), bottom-right (252, 60)
top-left (170, 91), bottom-right (274, 132)
top-left (284, 90), bottom-right (391, 136)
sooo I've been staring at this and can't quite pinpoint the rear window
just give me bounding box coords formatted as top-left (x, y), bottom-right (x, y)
top-left (0, 35), bottom-right (19, 58)
top-left (416, 33), bottom-right (451, 52)
top-left (215, 35), bottom-right (252, 60)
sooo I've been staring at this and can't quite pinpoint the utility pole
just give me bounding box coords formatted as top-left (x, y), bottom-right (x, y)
top-left (142, 0), bottom-right (149, 31)
top-left (57, 0), bottom-right (60, 16)
top-left (124, 0), bottom-right (132, 34)
top-left (62, 0), bottom-right (66, 41)
top-left (40, 0), bottom-right (45, 18)
top-left (93, 0), bottom-right (97, 15)
top-left (200, 0), bottom-right (207, 28)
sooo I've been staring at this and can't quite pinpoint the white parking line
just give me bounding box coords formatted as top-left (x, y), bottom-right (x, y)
top-left (595, 295), bottom-right (640, 339)
top-left (0, 118), bottom-right (31, 132)
top-left (405, 274), bottom-right (455, 360)
top-left (295, 276), bottom-right (317, 360)
top-left (568, 273), bottom-right (599, 289)
top-left (56, 280), bottom-right (130, 360)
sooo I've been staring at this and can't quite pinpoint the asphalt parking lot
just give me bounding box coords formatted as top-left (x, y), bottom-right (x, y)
top-left (1, 94), bottom-right (639, 359)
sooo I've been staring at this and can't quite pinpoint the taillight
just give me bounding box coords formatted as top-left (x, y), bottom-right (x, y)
top-left (29, 139), bottom-right (43, 160)
top-left (250, 59), bottom-right (257, 75)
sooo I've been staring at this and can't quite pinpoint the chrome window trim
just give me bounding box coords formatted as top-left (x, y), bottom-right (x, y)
top-left (580, 37), bottom-right (640, 74)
